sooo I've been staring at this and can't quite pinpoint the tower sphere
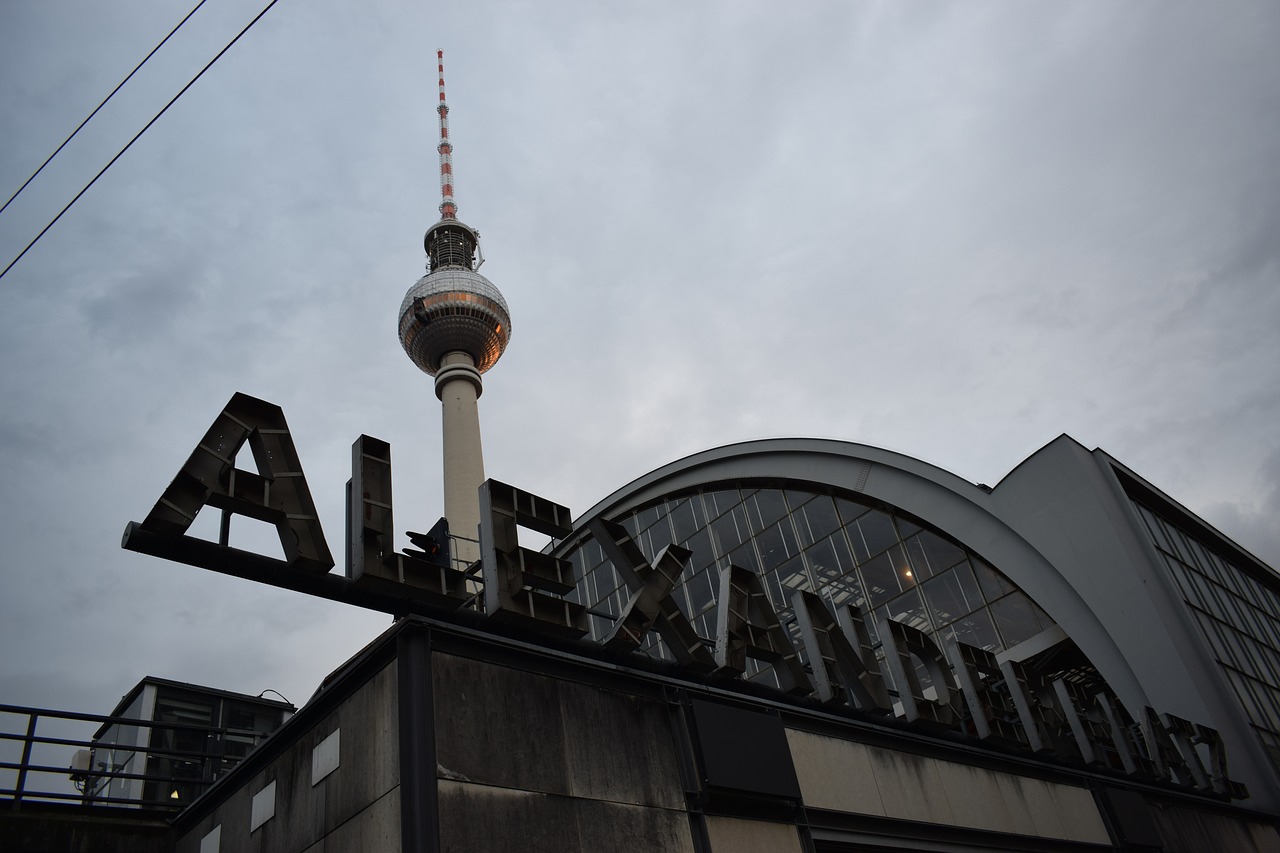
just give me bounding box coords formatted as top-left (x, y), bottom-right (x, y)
top-left (398, 267), bottom-right (511, 376)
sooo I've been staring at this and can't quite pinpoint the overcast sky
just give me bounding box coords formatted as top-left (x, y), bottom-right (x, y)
top-left (1, 1), bottom-right (1278, 726)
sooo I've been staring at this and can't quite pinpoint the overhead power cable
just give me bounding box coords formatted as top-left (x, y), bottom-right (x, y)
top-left (0, 0), bottom-right (211, 219)
top-left (1, 0), bottom-right (285, 282)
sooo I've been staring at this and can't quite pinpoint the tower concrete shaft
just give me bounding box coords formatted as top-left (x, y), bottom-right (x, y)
top-left (435, 351), bottom-right (485, 565)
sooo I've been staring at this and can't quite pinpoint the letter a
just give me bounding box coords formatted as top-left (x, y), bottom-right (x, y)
top-left (126, 392), bottom-right (333, 572)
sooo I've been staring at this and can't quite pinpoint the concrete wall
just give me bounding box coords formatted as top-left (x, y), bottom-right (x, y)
top-left (0, 804), bottom-right (171, 853)
top-left (432, 652), bottom-right (695, 853)
top-left (788, 728), bottom-right (1111, 845)
top-left (173, 661), bottom-right (399, 853)
top-left (1150, 801), bottom-right (1280, 853)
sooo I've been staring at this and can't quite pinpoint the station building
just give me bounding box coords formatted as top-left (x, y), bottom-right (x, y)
top-left (158, 432), bottom-right (1280, 853)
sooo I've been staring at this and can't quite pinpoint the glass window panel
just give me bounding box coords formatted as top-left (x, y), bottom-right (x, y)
top-left (587, 612), bottom-right (613, 640)
top-left (668, 498), bottom-right (702, 543)
top-left (749, 490), bottom-right (789, 533)
top-left (1241, 572), bottom-right (1269, 612)
top-left (634, 528), bottom-right (655, 562)
top-left (646, 516), bottom-right (674, 555)
top-left (844, 516), bottom-right (872, 565)
top-left (637, 505), bottom-right (661, 531)
top-left (685, 528), bottom-right (715, 571)
top-left (1167, 563), bottom-right (1198, 606)
top-left (686, 568), bottom-right (717, 618)
top-left (756, 520), bottom-right (799, 572)
top-left (567, 548), bottom-right (585, 582)
top-left (904, 535), bottom-right (931, 580)
top-left (693, 611), bottom-right (713, 641)
top-left (915, 530), bottom-right (966, 576)
top-left (1225, 668), bottom-right (1265, 729)
top-left (1150, 518), bottom-right (1177, 557)
top-left (895, 516), bottom-right (922, 538)
top-left (922, 570), bottom-right (972, 628)
top-left (823, 570), bottom-right (866, 611)
top-left (805, 535), bottom-right (852, 582)
top-left (620, 515), bottom-right (640, 538)
top-left (726, 539), bottom-right (761, 573)
top-left (1216, 589), bottom-right (1250, 636)
top-left (1199, 615), bottom-right (1233, 668)
top-left (1183, 561), bottom-right (1218, 613)
top-left (835, 496), bottom-right (870, 525)
top-left (861, 548), bottom-right (904, 608)
top-left (1135, 504), bottom-right (1162, 542)
top-left (1217, 557), bottom-right (1247, 599)
top-left (891, 545), bottom-right (919, 591)
top-left (1262, 615), bottom-right (1280, 657)
top-left (971, 557), bottom-right (1014, 603)
top-left (585, 539), bottom-right (604, 570)
top-left (884, 587), bottom-right (931, 634)
top-left (857, 511), bottom-right (898, 557)
top-left (1258, 645), bottom-right (1280, 687)
top-left (796, 496), bottom-right (841, 549)
top-left (990, 592), bottom-right (1044, 648)
top-left (1187, 539), bottom-right (1214, 575)
top-left (711, 489), bottom-right (743, 517)
top-left (763, 560), bottom-right (798, 612)
top-left (943, 608), bottom-right (1002, 652)
top-left (710, 505), bottom-right (748, 554)
top-left (1207, 551), bottom-right (1235, 591)
top-left (784, 489), bottom-right (818, 515)
top-left (1163, 521), bottom-right (1192, 564)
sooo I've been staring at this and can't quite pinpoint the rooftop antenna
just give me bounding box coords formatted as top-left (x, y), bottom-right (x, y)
top-left (436, 49), bottom-right (457, 220)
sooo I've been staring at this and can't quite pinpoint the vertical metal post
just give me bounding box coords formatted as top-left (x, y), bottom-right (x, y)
top-left (398, 624), bottom-right (439, 853)
top-left (13, 713), bottom-right (38, 806)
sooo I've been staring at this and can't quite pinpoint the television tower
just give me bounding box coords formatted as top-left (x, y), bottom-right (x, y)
top-left (398, 50), bottom-right (511, 566)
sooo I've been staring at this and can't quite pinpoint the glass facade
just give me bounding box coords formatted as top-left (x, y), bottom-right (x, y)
top-left (1131, 498), bottom-right (1280, 772)
top-left (87, 681), bottom-right (291, 807)
top-left (562, 481), bottom-right (1062, 693)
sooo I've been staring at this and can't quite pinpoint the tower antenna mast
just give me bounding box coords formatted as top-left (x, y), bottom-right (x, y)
top-left (436, 49), bottom-right (456, 220)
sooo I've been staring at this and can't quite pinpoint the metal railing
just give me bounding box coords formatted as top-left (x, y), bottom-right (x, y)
top-left (0, 703), bottom-right (270, 812)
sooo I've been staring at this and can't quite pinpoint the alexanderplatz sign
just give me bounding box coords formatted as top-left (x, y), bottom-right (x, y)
top-left (122, 393), bottom-right (1247, 801)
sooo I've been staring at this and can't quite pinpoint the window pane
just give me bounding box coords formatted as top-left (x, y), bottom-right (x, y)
top-left (684, 528), bottom-right (715, 572)
top-left (796, 496), bottom-right (842, 549)
top-left (922, 570), bottom-right (971, 628)
top-left (686, 568), bottom-right (717, 618)
top-left (756, 520), bottom-right (800, 572)
top-left (835, 496), bottom-right (870, 525)
top-left (668, 498), bottom-right (701, 542)
top-left (861, 546), bottom-right (910, 608)
top-left (944, 608), bottom-right (1002, 652)
top-left (915, 530), bottom-right (966, 576)
top-left (711, 504), bottom-right (748, 554)
top-left (726, 539), bottom-right (760, 573)
top-left (749, 489), bottom-right (789, 531)
top-left (990, 592), bottom-right (1045, 647)
top-left (884, 587), bottom-right (931, 634)
top-left (805, 535), bottom-right (852, 581)
top-left (857, 511), bottom-right (898, 557)
top-left (972, 557), bottom-right (1013, 603)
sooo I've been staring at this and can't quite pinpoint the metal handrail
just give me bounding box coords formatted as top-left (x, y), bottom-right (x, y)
top-left (0, 703), bottom-right (271, 811)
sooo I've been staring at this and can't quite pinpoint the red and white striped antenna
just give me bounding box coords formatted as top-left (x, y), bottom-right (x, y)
top-left (436, 49), bottom-right (457, 219)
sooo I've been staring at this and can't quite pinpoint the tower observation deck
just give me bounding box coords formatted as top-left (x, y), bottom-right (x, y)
top-left (398, 50), bottom-right (510, 564)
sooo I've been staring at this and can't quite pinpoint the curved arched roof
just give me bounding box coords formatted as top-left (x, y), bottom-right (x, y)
top-left (558, 437), bottom-right (1151, 712)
